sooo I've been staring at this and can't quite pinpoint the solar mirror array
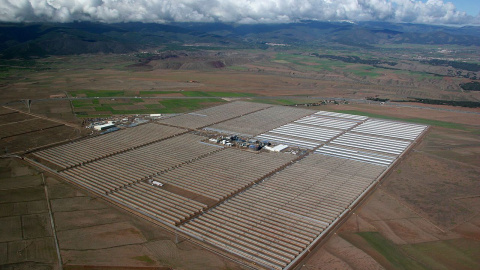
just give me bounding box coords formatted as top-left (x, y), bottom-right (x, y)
top-left (30, 101), bottom-right (427, 269)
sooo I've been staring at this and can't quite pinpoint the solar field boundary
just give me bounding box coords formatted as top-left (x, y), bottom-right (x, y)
top-left (23, 102), bottom-right (431, 270)
top-left (26, 122), bottom-right (167, 155)
top-left (58, 124), bottom-right (191, 172)
top-left (32, 123), bottom-right (188, 170)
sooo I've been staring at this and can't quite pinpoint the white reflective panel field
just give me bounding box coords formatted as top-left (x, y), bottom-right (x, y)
top-left (31, 102), bottom-right (429, 270)
top-left (351, 119), bottom-right (427, 141)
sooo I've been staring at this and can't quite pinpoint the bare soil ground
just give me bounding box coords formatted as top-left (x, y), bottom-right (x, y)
top-left (0, 105), bottom-right (85, 154)
top-left (301, 114), bottom-right (480, 270)
top-left (8, 100), bottom-right (78, 124)
top-left (0, 112), bottom-right (34, 124)
top-left (0, 107), bottom-right (15, 115)
top-left (0, 158), bottom-right (58, 269)
top-left (0, 125), bottom-right (81, 154)
top-left (57, 222), bottom-right (147, 250)
top-left (383, 128), bottom-right (480, 230)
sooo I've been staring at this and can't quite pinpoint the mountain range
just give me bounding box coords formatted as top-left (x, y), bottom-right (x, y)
top-left (1, 21), bottom-right (479, 59)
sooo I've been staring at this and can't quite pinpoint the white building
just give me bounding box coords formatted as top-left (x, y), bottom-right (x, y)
top-left (265, 144), bottom-right (289, 152)
top-left (94, 123), bottom-right (115, 131)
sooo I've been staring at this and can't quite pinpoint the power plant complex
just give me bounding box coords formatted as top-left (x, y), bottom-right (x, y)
top-left (30, 101), bottom-right (428, 270)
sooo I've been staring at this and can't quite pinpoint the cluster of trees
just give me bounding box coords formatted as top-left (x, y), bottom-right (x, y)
top-left (422, 59), bottom-right (480, 72)
top-left (366, 97), bottom-right (390, 102)
top-left (459, 81), bottom-right (480, 91)
top-left (404, 98), bottom-right (480, 108)
top-left (311, 53), bottom-right (397, 66)
top-left (446, 70), bottom-right (478, 79)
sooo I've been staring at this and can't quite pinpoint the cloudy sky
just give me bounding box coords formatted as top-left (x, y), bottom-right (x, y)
top-left (0, 0), bottom-right (479, 25)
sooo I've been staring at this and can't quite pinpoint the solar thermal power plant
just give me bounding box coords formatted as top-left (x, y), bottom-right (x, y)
top-left (150, 149), bottom-right (296, 201)
top-left (205, 106), bottom-right (314, 136)
top-left (30, 101), bottom-right (428, 269)
top-left (33, 123), bottom-right (187, 169)
top-left (180, 154), bottom-right (387, 269)
top-left (159, 101), bottom-right (273, 129)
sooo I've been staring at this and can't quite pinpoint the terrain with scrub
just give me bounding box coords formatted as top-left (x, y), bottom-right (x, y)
top-left (0, 47), bottom-right (479, 269)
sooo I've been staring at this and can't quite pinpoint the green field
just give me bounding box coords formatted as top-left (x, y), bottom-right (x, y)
top-left (133, 255), bottom-right (155, 264)
top-left (273, 53), bottom-right (347, 71)
top-left (355, 232), bottom-right (427, 269)
top-left (347, 66), bottom-right (381, 78)
top-left (69, 90), bottom-right (259, 116)
top-left (402, 238), bottom-right (480, 270)
top-left (273, 53), bottom-right (390, 78)
top-left (84, 90), bottom-right (259, 98)
top-left (159, 98), bottom-right (224, 112)
top-left (345, 232), bottom-right (480, 270)
top-left (70, 90), bottom-right (125, 98)
top-left (72, 96), bottom-right (225, 116)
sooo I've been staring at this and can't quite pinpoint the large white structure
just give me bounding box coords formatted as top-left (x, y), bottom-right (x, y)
top-left (93, 123), bottom-right (115, 131)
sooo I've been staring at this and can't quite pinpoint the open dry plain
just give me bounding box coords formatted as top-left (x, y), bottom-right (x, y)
top-left (1, 51), bottom-right (480, 270)
top-left (2, 52), bottom-right (480, 106)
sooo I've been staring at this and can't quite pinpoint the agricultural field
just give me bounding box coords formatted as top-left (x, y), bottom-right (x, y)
top-left (0, 158), bottom-right (58, 268)
top-left (0, 108), bottom-right (81, 154)
top-left (0, 44), bottom-right (479, 270)
top-left (68, 90), bottom-right (259, 116)
top-left (0, 158), bottom-right (243, 270)
top-left (72, 97), bottom-right (226, 116)
top-left (70, 93), bottom-right (225, 116)
top-left (2, 47), bottom-right (479, 115)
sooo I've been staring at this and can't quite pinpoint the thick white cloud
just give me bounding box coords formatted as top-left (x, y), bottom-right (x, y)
top-left (0, 0), bottom-right (477, 25)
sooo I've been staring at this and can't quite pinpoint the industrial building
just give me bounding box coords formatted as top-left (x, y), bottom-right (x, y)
top-left (93, 123), bottom-right (116, 131)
